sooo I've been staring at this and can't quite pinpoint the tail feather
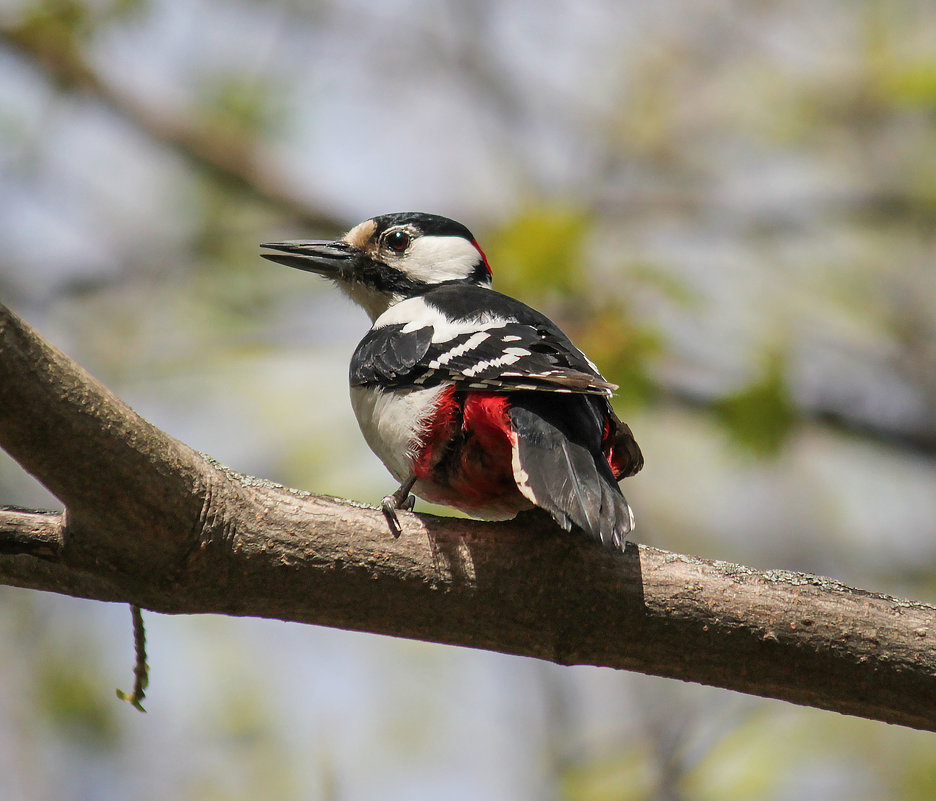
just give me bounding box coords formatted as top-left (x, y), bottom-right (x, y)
top-left (508, 393), bottom-right (635, 551)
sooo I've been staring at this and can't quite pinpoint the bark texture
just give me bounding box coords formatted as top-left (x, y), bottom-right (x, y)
top-left (1, 302), bottom-right (934, 731)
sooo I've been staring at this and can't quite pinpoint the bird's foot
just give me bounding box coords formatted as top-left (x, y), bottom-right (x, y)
top-left (381, 496), bottom-right (404, 538)
top-left (381, 476), bottom-right (416, 538)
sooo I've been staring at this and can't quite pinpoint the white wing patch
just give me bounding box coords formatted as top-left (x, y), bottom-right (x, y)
top-left (460, 347), bottom-right (532, 377)
top-left (428, 331), bottom-right (491, 368)
top-left (511, 436), bottom-right (538, 505)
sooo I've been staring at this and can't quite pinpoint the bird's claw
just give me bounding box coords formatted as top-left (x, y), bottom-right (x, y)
top-left (381, 491), bottom-right (414, 538)
top-left (381, 476), bottom-right (417, 538)
top-left (381, 495), bottom-right (403, 537)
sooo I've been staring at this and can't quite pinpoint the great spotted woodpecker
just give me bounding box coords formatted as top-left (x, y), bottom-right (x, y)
top-left (261, 212), bottom-right (643, 550)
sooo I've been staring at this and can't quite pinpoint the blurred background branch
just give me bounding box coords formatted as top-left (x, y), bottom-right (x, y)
top-left (1, 1), bottom-right (935, 799)
top-left (0, 11), bottom-right (344, 230)
top-left (3, 6), bottom-right (935, 458)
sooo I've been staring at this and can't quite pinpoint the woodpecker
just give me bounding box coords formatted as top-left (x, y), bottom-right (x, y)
top-left (261, 212), bottom-right (643, 550)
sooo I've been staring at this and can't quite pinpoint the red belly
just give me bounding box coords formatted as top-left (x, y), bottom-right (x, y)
top-left (412, 389), bottom-right (531, 519)
top-left (411, 387), bottom-right (626, 521)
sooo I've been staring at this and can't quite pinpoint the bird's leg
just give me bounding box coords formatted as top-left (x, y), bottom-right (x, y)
top-left (381, 475), bottom-right (417, 538)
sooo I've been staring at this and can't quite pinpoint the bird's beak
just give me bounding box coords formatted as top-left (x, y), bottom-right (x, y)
top-left (260, 239), bottom-right (356, 277)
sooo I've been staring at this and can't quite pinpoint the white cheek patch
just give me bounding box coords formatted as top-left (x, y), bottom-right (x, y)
top-left (398, 236), bottom-right (482, 283)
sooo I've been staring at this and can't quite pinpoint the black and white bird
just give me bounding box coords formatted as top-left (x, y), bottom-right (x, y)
top-left (261, 212), bottom-right (643, 550)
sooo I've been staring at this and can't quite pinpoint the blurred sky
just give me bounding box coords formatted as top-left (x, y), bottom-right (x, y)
top-left (1, 1), bottom-right (936, 799)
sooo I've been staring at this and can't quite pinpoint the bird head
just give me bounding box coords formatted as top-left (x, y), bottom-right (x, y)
top-left (261, 212), bottom-right (493, 320)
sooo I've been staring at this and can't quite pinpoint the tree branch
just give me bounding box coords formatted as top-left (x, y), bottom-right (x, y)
top-left (1, 301), bottom-right (934, 731)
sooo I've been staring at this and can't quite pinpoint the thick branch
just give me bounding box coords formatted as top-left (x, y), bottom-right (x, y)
top-left (1, 302), bottom-right (935, 731)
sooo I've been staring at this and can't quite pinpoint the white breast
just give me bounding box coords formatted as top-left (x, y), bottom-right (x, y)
top-left (349, 384), bottom-right (449, 483)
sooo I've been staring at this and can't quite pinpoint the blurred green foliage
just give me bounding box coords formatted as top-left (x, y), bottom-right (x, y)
top-left (485, 208), bottom-right (662, 408)
top-left (16, 0), bottom-right (146, 48)
top-left (574, 302), bottom-right (661, 409)
top-left (196, 71), bottom-right (289, 140)
top-left (560, 748), bottom-right (658, 801)
top-left (2, 0), bottom-right (936, 799)
top-left (22, 0), bottom-right (106, 34)
top-left (484, 207), bottom-right (590, 298)
top-left (714, 350), bottom-right (796, 457)
top-left (36, 655), bottom-right (120, 748)
top-left (899, 744), bottom-right (936, 801)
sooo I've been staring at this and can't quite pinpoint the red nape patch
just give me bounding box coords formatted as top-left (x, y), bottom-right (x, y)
top-left (413, 390), bottom-right (527, 515)
top-left (471, 239), bottom-right (493, 277)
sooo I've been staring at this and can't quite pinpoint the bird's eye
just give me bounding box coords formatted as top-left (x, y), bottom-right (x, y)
top-left (386, 230), bottom-right (411, 252)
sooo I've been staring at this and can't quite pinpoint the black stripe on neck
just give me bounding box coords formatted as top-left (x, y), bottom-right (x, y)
top-left (355, 257), bottom-right (432, 297)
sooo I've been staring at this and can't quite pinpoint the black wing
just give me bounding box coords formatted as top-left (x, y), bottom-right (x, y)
top-left (350, 284), bottom-right (616, 395)
top-left (349, 323), bottom-right (434, 387)
top-left (416, 322), bottom-right (616, 394)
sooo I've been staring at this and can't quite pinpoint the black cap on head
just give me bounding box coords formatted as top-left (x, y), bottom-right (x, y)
top-left (370, 212), bottom-right (476, 242)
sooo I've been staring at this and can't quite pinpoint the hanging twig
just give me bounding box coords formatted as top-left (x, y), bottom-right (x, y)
top-left (116, 604), bottom-right (148, 713)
